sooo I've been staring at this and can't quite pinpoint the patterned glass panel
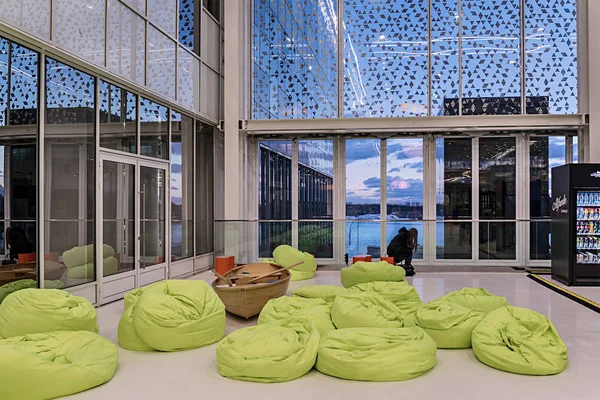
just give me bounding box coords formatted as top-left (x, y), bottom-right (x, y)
top-left (432, 0), bottom-right (459, 116)
top-left (344, 0), bottom-right (429, 118)
top-left (108, 0), bottom-right (146, 86)
top-left (179, 0), bottom-right (195, 50)
top-left (121, 0), bottom-right (146, 15)
top-left (0, 0), bottom-right (51, 40)
top-left (178, 46), bottom-right (200, 111)
top-left (0, 39), bottom-right (8, 127)
top-left (252, 0), bottom-right (338, 119)
top-left (462, 0), bottom-right (521, 115)
top-left (147, 25), bottom-right (176, 99)
top-left (55, 0), bottom-right (105, 66)
top-left (140, 97), bottom-right (169, 159)
top-left (10, 42), bottom-right (38, 125)
top-left (525, 0), bottom-right (577, 114)
top-left (148, 0), bottom-right (177, 37)
top-left (46, 58), bottom-right (95, 124)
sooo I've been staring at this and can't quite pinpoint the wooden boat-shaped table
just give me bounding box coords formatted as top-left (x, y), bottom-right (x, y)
top-left (212, 262), bottom-right (298, 319)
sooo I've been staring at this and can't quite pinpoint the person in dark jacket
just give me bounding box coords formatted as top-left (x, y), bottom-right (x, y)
top-left (387, 227), bottom-right (417, 276)
top-left (6, 226), bottom-right (34, 262)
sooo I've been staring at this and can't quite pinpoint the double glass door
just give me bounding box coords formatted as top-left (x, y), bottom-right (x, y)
top-left (99, 153), bottom-right (168, 304)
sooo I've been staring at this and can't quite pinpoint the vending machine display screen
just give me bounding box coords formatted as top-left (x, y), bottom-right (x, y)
top-left (576, 191), bottom-right (600, 265)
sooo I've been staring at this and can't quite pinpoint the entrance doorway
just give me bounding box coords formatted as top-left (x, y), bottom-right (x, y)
top-left (98, 152), bottom-right (168, 304)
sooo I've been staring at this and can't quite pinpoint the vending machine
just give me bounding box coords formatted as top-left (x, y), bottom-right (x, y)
top-left (551, 164), bottom-right (600, 286)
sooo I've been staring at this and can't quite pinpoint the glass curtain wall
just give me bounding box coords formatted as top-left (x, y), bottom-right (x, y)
top-left (45, 59), bottom-right (96, 288)
top-left (298, 140), bottom-right (334, 258)
top-left (171, 112), bottom-right (194, 261)
top-left (436, 138), bottom-right (472, 259)
top-left (386, 138), bottom-right (424, 259)
top-left (258, 141), bottom-right (292, 257)
top-left (0, 38), bottom-right (40, 295)
top-left (530, 135), bottom-right (566, 260)
top-left (252, 0), bottom-right (578, 118)
top-left (196, 121), bottom-right (214, 255)
top-left (346, 139), bottom-right (380, 257)
top-left (479, 137), bottom-right (517, 260)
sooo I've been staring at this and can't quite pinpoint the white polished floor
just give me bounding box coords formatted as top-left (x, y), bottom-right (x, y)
top-left (69, 271), bottom-right (600, 400)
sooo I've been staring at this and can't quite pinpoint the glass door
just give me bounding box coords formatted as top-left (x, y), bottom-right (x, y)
top-left (99, 153), bottom-right (168, 304)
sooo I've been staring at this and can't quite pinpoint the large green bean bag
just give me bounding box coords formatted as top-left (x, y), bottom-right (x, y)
top-left (349, 281), bottom-right (422, 317)
top-left (409, 301), bottom-right (486, 349)
top-left (472, 306), bottom-right (568, 375)
top-left (272, 245), bottom-right (317, 281)
top-left (118, 280), bottom-right (225, 352)
top-left (0, 331), bottom-right (118, 400)
top-left (331, 292), bottom-right (403, 329)
top-left (0, 279), bottom-right (64, 304)
top-left (292, 285), bottom-right (348, 303)
top-left (63, 244), bottom-right (118, 279)
top-left (123, 281), bottom-right (162, 310)
top-left (217, 317), bottom-right (320, 383)
top-left (258, 296), bottom-right (335, 335)
top-left (316, 327), bottom-right (437, 382)
top-left (437, 288), bottom-right (509, 312)
top-left (340, 261), bottom-right (405, 288)
top-left (0, 289), bottom-right (98, 338)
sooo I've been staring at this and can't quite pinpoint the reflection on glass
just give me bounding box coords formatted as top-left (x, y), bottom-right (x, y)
top-left (346, 139), bottom-right (380, 255)
top-left (437, 222), bottom-right (472, 259)
top-left (479, 222), bottom-right (516, 260)
top-left (196, 122), bottom-right (214, 255)
top-left (573, 136), bottom-right (579, 163)
top-left (386, 222), bottom-right (423, 260)
top-left (171, 112), bottom-right (194, 260)
top-left (479, 137), bottom-right (516, 219)
top-left (45, 58), bottom-right (95, 288)
top-left (103, 161), bottom-right (135, 276)
top-left (0, 39), bottom-right (40, 293)
top-left (140, 97), bottom-right (169, 159)
top-left (436, 138), bottom-right (472, 219)
top-left (258, 141), bottom-right (292, 257)
top-left (299, 140), bottom-right (333, 258)
top-left (140, 167), bottom-right (166, 267)
top-left (386, 138), bottom-right (423, 220)
top-left (100, 81), bottom-right (137, 153)
top-left (204, 0), bottom-right (220, 21)
top-left (529, 135), bottom-right (566, 260)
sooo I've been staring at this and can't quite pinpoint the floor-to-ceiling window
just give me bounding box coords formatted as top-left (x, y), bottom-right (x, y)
top-left (386, 138), bottom-right (424, 259)
top-left (258, 141), bottom-right (292, 257)
top-left (45, 58), bottom-right (96, 288)
top-left (346, 139), bottom-right (380, 257)
top-left (479, 137), bottom-right (517, 261)
top-left (530, 134), bottom-right (567, 260)
top-left (436, 138), bottom-right (473, 259)
top-left (298, 140), bottom-right (334, 258)
top-left (0, 38), bottom-right (40, 296)
top-left (171, 112), bottom-right (194, 261)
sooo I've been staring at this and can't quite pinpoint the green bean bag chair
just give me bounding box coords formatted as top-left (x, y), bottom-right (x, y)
top-left (63, 244), bottom-right (118, 279)
top-left (472, 306), bottom-right (568, 375)
top-left (331, 292), bottom-right (403, 329)
top-left (292, 285), bottom-right (348, 303)
top-left (437, 288), bottom-right (509, 312)
top-left (349, 281), bottom-right (422, 318)
top-left (0, 331), bottom-right (118, 400)
top-left (119, 280), bottom-right (225, 352)
top-left (123, 281), bottom-right (162, 310)
top-left (409, 301), bottom-right (485, 349)
top-left (316, 327), bottom-right (437, 382)
top-left (0, 279), bottom-right (64, 304)
top-left (340, 261), bottom-right (405, 288)
top-left (217, 317), bottom-right (320, 383)
top-left (0, 289), bottom-right (98, 338)
top-left (258, 296), bottom-right (335, 335)
top-left (272, 245), bottom-right (317, 281)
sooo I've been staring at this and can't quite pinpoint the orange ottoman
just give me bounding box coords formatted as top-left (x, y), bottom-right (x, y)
top-left (381, 256), bottom-right (395, 265)
top-left (215, 256), bottom-right (235, 275)
top-left (352, 255), bottom-right (372, 264)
